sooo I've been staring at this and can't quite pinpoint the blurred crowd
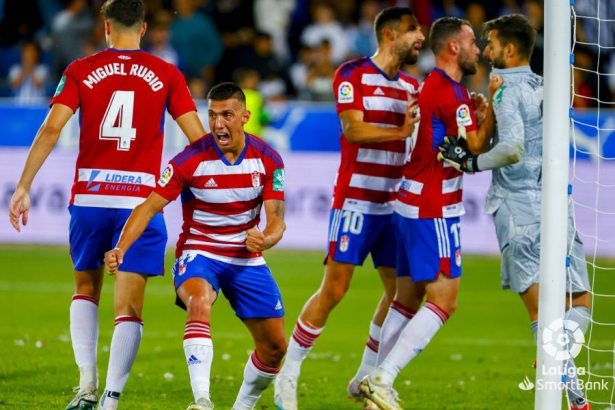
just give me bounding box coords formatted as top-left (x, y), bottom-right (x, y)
top-left (0, 0), bottom-right (613, 113)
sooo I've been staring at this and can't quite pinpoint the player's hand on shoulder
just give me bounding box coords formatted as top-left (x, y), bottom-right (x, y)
top-left (437, 126), bottom-right (479, 173)
top-left (9, 187), bottom-right (31, 232)
top-left (246, 227), bottom-right (266, 253)
top-left (104, 248), bottom-right (124, 275)
top-left (488, 74), bottom-right (504, 98)
top-left (401, 98), bottom-right (420, 139)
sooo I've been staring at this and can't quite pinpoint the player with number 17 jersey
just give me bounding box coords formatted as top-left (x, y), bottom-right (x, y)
top-left (52, 48), bottom-right (197, 209)
top-left (394, 67), bottom-right (478, 280)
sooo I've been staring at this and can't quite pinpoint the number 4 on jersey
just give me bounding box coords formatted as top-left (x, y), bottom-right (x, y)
top-left (100, 90), bottom-right (136, 151)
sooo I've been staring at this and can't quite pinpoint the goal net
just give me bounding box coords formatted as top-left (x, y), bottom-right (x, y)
top-left (538, 0), bottom-right (615, 409)
top-left (568, 1), bottom-right (615, 408)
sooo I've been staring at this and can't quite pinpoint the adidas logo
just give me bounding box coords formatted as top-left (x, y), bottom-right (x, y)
top-left (274, 300), bottom-right (282, 310)
top-left (118, 55), bottom-right (131, 60)
top-left (188, 354), bottom-right (201, 365)
top-left (205, 178), bottom-right (217, 188)
top-left (374, 87), bottom-right (385, 95)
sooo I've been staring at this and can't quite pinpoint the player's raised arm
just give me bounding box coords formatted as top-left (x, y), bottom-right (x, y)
top-left (9, 103), bottom-right (73, 232)
top-left (175, 111), bottom-right (207, 144)
top-left (104, 192), bottom-right (170, 274)
top-left (340, 98), bottom-right (420, 144)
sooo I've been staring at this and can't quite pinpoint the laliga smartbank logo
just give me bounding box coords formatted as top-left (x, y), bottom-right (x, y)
top-left (518, 318), bottom-right (609, 392)
top-left (542, 318), bottom-right (584, 360)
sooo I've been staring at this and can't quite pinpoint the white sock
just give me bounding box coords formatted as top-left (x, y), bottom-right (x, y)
top-left (102, 316), bottom-right (143, 405)
top-left (352, 322), bottom-right (381, 382)
top-left (377, 301), bottom-right (416, 366)
top-left (184, 321), bottom-right (213, 402)
top-left (374, 302), bottom-right (448, 385)
top-left (233, 352), bottom-right (279, 408)
top-left (70, 295), bottom-right (99, 390)
top-left (531, 320), bottom-right (538, 343)
top-left (566, 306), bottom-right (590, 334)
top-left (279, 319), bottom-right (323, 379)
top-left (564, 306), bottom-right (591, 407)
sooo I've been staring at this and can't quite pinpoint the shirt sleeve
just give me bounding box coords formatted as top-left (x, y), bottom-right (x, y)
top-left (438, 98), bottom-right (476, 137)
top-left (154, 159), bottom-right (188, 202)
top-left (333, 62), bottom-right (363, 115)
top-left (50, 61), bottom-right (80, 111)
top-left (262, 156), bottom-right (285, 202)
top-left (166, 65), bottom-right (197, 119)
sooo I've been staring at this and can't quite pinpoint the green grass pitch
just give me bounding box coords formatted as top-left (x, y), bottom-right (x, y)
top-left (0, 246), bottom-right (614, 409)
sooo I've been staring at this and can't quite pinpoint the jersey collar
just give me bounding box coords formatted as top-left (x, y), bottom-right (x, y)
top-left (107, 47), bottom-right (142, 53)
top-left (213, 133), bottom-right (249, 166)
top-left (368, 58), bottom-right (399, 81)
top-left (491, 65), bottom-right (533, 75)
top-left (432, 67), bottom-right (462, 85)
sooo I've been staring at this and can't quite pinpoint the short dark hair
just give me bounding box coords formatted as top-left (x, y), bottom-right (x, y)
top-left (100, 0), bottom-right (145, 29)
top-left (429, 17), bottom-right (472, 55)
top-left (207, 82), bottom-right (246, 105)
top-left (373, 7), bottom-right (415, 43)
top-left (482, 14), bottom-right (536, 61)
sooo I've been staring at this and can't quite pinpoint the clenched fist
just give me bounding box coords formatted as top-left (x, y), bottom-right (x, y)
top-left (104, 247), bottom-right (125, 275)
top-left (246, 227), bottom-right (267, 253)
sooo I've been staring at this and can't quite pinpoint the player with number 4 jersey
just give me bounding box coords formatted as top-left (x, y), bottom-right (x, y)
top-left (54, 45), bottom-right (196, 208)
top-left (8, 2), bottom-right (206, 410)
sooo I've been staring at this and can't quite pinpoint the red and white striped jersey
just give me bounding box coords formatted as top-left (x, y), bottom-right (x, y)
top-left (51, 48), bottom-right (197, 209)
top-left (395, 68), bottom-right (478, 219)
top-left (332, 58), bottom-right (419, 215)
top-left (155, 134), bottom-right (285, 264)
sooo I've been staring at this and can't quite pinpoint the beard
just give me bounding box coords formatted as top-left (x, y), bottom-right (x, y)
top-left (396, 42), bottom-right (419, 66)
top-left (489, 50), bottom-right (506, 69)
top-left (458, 48), bottom-right (478, 75)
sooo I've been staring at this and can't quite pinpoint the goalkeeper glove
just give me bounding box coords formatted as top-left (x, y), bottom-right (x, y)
top-left (437, 126), bottom-right (480, 173)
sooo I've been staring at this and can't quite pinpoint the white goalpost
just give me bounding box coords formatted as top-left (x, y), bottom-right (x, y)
top-left (535, 0), bottom-right (570, 408)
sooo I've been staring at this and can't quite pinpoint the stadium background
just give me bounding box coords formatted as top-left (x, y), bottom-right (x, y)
top-left (1, 0), bottom-right (614, 409)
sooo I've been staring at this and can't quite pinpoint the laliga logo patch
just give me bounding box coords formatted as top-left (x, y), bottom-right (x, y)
top-left (456, 104), bottom-right (473, 127)
top-left (158, 164), bottom-right (173, 187)
top-left (338, 81), bottom-right (354, 103)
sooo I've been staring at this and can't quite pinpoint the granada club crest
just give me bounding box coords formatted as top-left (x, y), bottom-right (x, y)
top-left (340, 235), bottom-right (350, 252)
top-left (252, 171), bottom-right (261, 187)
top-left (455, 249), bottom-right (462, 267)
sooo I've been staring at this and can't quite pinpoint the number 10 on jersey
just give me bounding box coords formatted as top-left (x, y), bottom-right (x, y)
top-left (100, 90), bottom-right (137, 151)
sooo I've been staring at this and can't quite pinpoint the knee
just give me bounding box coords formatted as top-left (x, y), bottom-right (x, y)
top-left (319, 282), bottom-right (349, 308)
top-left (429, 299), bottom-right (457, 317)
top-left (272, 339), bottom-right (288, 363)
top-left (259, 339), bottom-right (287, 366)
top-left (186, 294), bottom-right (212, 320)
